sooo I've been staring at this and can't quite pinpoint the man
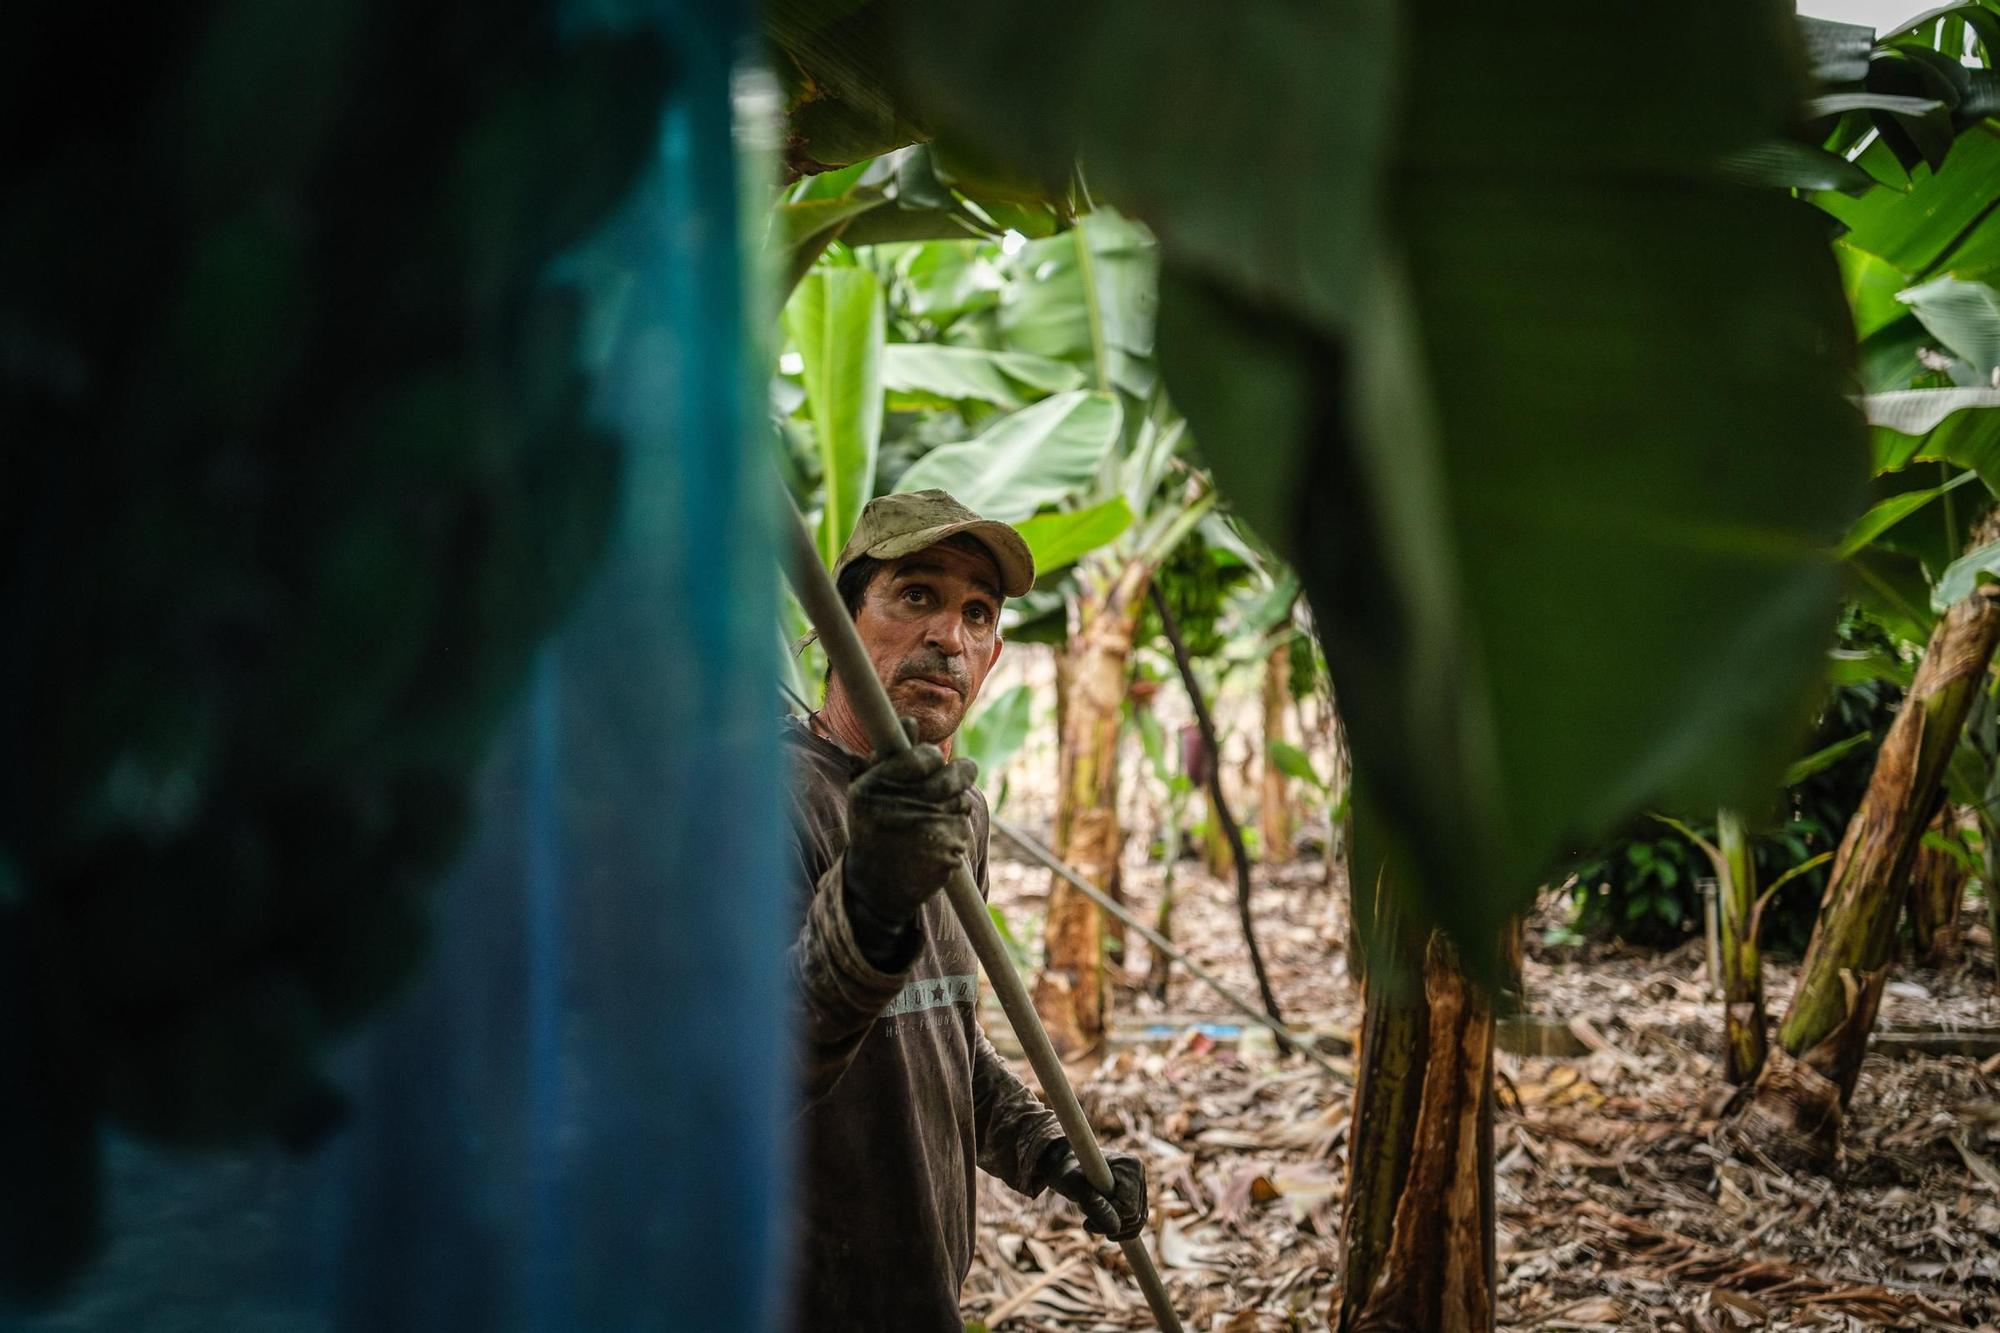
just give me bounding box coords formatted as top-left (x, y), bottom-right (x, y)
top-left (784, 489), bottom-right (1148, 1330)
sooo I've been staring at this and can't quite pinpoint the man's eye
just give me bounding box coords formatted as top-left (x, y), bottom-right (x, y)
top-left (968, 605), bottom-right (992, 624)
top-left (902, 587), bottom-right (928, 605)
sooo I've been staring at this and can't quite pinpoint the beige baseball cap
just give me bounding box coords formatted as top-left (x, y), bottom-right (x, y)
top-left (833, 489), bottom-right (1036, 597)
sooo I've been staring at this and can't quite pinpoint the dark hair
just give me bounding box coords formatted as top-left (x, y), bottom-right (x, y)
top-left (836, 555), bottom-right (886, 618)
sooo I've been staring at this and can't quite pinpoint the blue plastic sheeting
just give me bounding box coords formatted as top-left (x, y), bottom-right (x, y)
top-left (3, 3), bottom-right (788, 1330)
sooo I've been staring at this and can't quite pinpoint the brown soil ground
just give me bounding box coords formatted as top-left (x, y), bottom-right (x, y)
top-left (966, 843), bottom-right (2000, 1331)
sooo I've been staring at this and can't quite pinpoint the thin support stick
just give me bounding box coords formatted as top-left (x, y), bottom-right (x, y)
top-left (780, 497), bottom-right (1184, 1333)
top-left (1146, 583), bottom-right (1288, 1034)
top-left (993, 817), bottom-right (1350, 1082)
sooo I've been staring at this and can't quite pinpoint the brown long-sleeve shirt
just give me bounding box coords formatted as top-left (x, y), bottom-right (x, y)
top-left (782, 718), bottom-right (1065, 1332)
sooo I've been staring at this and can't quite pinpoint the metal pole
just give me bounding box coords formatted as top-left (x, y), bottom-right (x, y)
top-left (991, 816), bottom-right (1350, 1083)
top-left (780, 498), bottom-right (1184, 1333)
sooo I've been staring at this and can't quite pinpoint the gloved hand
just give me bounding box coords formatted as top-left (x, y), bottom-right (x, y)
top-left (1045, 1143), bottom-right (1148, 1241)
top-left (842, 718), bottom-right (977, 957)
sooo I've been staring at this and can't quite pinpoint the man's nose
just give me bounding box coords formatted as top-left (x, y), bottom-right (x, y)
top-left (925, 614), bottom-right (967, 655)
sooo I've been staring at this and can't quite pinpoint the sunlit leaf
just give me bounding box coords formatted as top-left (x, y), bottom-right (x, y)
top-left (1933, 534), bottom-right (2000, 608)
top-left (1268, 740), bottom-right (1326, 792)
top-left (880, 343), bottom-right (1081, 410)
top-left (1899, 274), bottom-right (2000, 379)
top-left (958, 684), bottom-right (1035, 795)
top-left (785, 268), bottom-right (885, 566)
top-left (1012, 497), bottom-right (1134, 573)
top-left (892, 389), bottom-right (1121, 521)
top-left (1865, 387), bottom-right (2000, 435)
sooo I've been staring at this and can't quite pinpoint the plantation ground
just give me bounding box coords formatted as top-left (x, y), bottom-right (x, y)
top-left (970, 849), bottom-right (2000, 1331)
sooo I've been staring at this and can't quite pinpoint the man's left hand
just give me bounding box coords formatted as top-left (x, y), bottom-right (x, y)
top-left (1045, 1144), bottom-right (1148, 1241)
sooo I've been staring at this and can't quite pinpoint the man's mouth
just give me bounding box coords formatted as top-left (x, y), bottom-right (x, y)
top-left (903, 673), bottom-right (963, 696)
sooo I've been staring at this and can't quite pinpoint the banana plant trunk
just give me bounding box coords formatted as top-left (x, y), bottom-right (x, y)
top-left (1716, 809), bottom-right (1766, 1086)
top-left (1907, 808), bottom-right (1967, 966)
top-left (1743, 588), bottom-right (2000, 1163)
top-left (1037, 556), bottom-right (1154, 1056)
top-left (1337, 859), bottom-right (1495, 1333)
top-left (1261, 642), bottom-right (1294, 864)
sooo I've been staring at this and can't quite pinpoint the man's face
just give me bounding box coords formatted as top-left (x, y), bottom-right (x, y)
top-left (851, 538), bottom-right (1005, 746)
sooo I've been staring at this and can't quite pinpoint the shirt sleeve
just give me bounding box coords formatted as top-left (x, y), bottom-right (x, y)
top-left (786, 767), bottom-right (922, 1105)
top-left (971, 1023), bottom-right (1066, 1197)
top-left (965, 814), bottom-right (1065, 1196)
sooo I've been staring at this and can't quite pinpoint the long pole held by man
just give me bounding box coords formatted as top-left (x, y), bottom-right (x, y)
top-left (779, 488), bottom-right (1178, 1331)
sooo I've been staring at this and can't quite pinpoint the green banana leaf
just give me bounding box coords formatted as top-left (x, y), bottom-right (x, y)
top-left (1899, 274), bottom-right (2000, 379)
top-left (1826, 646), bottom-right (1915, 689)
top-left (785, 268), bottom-right (886, 566)
top-left (893, 389), bottom-right (1122, 522)
top-left (1838, 468), bottom-right (1979, 557)
top-left (892, 1), bottom-right (1394, 332)
top-left (1156, 11), bottom-right (1865, 949)
top-left (1818, 125), bottom-right (2000, 281)
top-left (768, 0), bottom-right (1869, 955)
top-left (1268, 740), bottom-right (1327, 792)
top-left (1782, 731), bottom-right (1877, 787)
top-left (1867, 387), bottom-right (2000, 436)
top-left (1011, 497), bottom-right (1133, 574)
top-left (999, 211), bottom-right (1158, 399)
top-left (1934, 534), bottom-right (2000, 607)
top-left (880, 344), bottom-right (1082, 410)
top-left (956, 683), bottom-right (1035, 795)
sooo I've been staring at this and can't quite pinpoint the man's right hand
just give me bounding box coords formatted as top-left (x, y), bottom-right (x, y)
top-left (843, 718), bottom-right (977, 951)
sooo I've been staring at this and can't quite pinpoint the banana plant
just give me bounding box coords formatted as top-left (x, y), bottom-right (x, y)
top-left (767, 0), bottom-right (1878, 1320)
top-left (1736, 35), bottom-right (2000, 1155)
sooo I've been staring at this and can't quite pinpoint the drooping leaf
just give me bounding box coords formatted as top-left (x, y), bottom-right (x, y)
top-left (1783, 731), bottom-right (1877, 787)
top-left (1933, 534), bottom-right (2000, 607)
top-left (897, 1), bottom-right (1396, 331)
top-left (1807, 92), bottom-right (1946, 117)
top-left (785, 267), bottom-right (886, 566)
top-left (1268, 739), bottom-right (1326, 792)
top-left (881, 343), bottom-right (1027, 409)
top-left (879, 343), bottom-right (1081, 410)
top-left (1230, 572), bottom-right (1301, 640)
top-left (768, 193), bottom-right (885, 257)
top-left (1866, 390), bottom-right (2000, 492)
top-left (1848, 546), bottom-right (1939, 641)
top-left (1163, 195), bottom-right (1864, 949)
top-left (1798, 15), bottom-right (1877, 85)
top-left (1011, 497), bottom-right (1133, 574)
top-left (764, 2), bottom-right (929, 173)
top-left (1865, 387), bottom-right (2000, 435)
top-left (999, 211), bottom-right (1159, 398)
top-left (1899, 274), bottom-right (2000, 379)
top-left (1837, 468), bottom-right (1978, 557)
top-left (892, 389), bottom-right (1121, 521)
top-left (985, 904), bottom-right (1030, 971)
top-left (898, 242), bottom-right (1000, 320)
top-left (1818, 125), bottom-right (2000, 281)
top-left (765, 0), bottom-right (1871, 959)
top-left (1721, 139), bottom-right (1878, 195)
top-left (991, 349), bottom-right (1095, 395)
top-left (1826, 646), bottom-right (1915, 689)
top-left (957, 683), bottom-right (1034, 793)
top-left (1842, 243), bottom-right (1919, 343)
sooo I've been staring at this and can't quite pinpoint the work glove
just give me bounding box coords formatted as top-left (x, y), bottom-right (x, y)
top-left (842, 719), bottom-right (977, 959)
top-left (1045, 1143), bottom-right (1149, 1241)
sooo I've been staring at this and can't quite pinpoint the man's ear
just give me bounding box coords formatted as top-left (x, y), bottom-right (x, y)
top-left (988, 635), bottom-right (1005, 672)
